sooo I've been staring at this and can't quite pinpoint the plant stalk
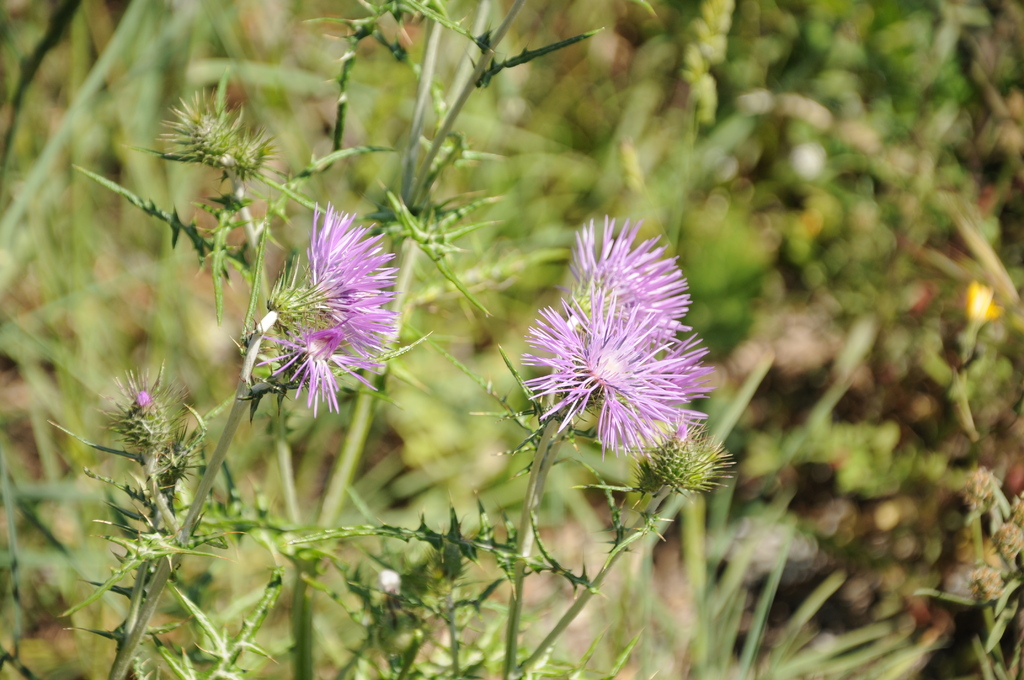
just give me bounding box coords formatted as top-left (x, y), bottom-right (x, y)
top-left (503, 417), bottom-right (563, 680)
top-left (412, 0), bottom-right (528, 205)
top-left (518, 489), bottom-right (671, 675)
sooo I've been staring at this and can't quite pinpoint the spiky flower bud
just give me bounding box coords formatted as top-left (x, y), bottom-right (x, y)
top-left (962, 467), bottom-right (997, 512)
top-left (109, 372), bottom-right (186, 455)
top-left (995, 523), bottom-right (1024, 563)
top-left (1011, 495), bottom-right (1024, 529)
top-left (634, 423), bottom-right (729, 495)
top-left (967, 565), bottom-right (1004, 602)
top-left (165, 94), bottom-right (273, 180)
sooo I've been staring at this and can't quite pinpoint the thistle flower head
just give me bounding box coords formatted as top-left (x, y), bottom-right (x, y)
top-left (571, 217), bottom-right (691, 337)
top-left (165, 94), bottom-right (273, 180)
top-left (266, 206), bottom-right (399, 415)
top-left (635, 423), bottom-right (730, 495)
top-left (963, 467), bottom-right (997, 512)
top-left (968, 565), bottom-right (1004, 602)
top-left (523, 293), bottom-right (712, 454)
top-left (995, 523), bottom-right (1024, 563)
top-left (109, 371), bottom-right (186, 454)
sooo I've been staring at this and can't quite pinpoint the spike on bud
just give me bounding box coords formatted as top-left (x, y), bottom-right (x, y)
top-left (634, 423), bottom-right (730, 495)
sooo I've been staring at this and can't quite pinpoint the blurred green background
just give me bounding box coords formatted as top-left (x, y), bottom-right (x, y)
top-left (3, 0), bottom-right (1024, 677)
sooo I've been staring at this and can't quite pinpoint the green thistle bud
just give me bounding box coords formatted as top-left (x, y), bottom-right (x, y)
top-left (967, 564), bottom-right (1004, 602)
top-left (635, 423), bottom-right (730, 495)
top-left (165, 94), bottom-right (273, 180)
top-left (109, 372), bottom-right (186, 455)
top-left (962, 467), bottom-right (997, 512)
top-left (1010, 495), bottom-right (1024, 529)
top-left (995, 522), bottom-right (1024, 563)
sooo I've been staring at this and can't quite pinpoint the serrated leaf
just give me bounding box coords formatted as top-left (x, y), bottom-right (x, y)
top-left (49, 421), bottom-right (142, 463)
top-left (478, 29), bottom-right (601, 88)
top-left (73, 166), bottom-right (213, 261)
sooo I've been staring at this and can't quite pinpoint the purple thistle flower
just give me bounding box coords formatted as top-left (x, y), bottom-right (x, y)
top-left (571, 217), bottom-right (691, 337)
top-left (266, 205), bottom-right (399, 415)
top-left (523, 294), bottom-right (712, 454)
top-left (309, 205), bottom-right (399, 354)
top-left (271, 326), bottom-right (381, 416)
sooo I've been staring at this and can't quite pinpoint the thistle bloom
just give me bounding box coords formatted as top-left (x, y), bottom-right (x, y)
top-left (523, 294), bottom-right (711, 453)
top-left (571, 217), bottom-right (691, 336)
top-left (268, 206), bottom-right (398, 415)
top-left (308, 207), bottom-right (399, 353)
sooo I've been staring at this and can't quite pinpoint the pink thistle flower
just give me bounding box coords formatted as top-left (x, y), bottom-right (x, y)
top-left (523, 294), bottom-right (712, 454)
top-left (266, 206), bottom-right (399, 415)
top-left (271, 327), bottom-right (381, 416)
top-left (571, 217), bottom-right (691, 337)
top-left (308, 205), bottom-right (399, 355)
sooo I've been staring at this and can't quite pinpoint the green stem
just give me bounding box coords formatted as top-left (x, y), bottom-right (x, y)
top-left (276, 410), bottom-right (300, 525)
top-left (412, 0), bottom-right (529, 205)
top-left (503, 418), bottom-right (563, 680)
top-left (107, 317), bottom-right (273, 680)
top-left (401, 19), bottom-right (441, 205)
top-left (292, 567), bottom-right (314, 680)
top-left (518, 489), bottom-right (671, 675)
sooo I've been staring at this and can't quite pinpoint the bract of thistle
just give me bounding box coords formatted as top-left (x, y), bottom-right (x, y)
top-left (523, 293), bottom-right (712, 454)
top-left (109, 371), bottom-right (187, 454)
top-left (266, 206), bottom-right (398, 415)
top-left (571, 217), bottom-right (691, 338)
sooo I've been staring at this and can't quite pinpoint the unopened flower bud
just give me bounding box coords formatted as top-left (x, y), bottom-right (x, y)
top-left (995, 523), bottom-right (1024, 562)
top-left (963, 468), bottom-right (997, 512)
top-left (377, 569), bottom-right (401, 595)
top-left (635, 423), bottom-right (729, 495)
top-left (967, 565), bottom-right (1004, 602)
top-left (1011, 496), bottom-right (1024, 529)
top-left (109, 372), bottom-right (186, 455)
top-left (165, 94), bottom-right (273, 180)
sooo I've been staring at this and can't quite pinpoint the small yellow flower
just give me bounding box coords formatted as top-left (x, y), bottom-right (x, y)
top-left (966, 281), bottom-right (1002, 322)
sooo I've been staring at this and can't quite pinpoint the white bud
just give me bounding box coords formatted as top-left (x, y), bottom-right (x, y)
top-left (377, 569), bottom-right (401, 595)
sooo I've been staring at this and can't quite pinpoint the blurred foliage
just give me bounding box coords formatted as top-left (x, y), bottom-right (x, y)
top-left (3, 0), bottom-right (1024, 677)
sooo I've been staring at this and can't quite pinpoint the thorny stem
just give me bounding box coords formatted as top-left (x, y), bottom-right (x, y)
top-left (447, 592), bottom-right (460, 678)
top-left (226, 167), bottom-right (271, 310)
top-left (518, 489), bottom-right (672, 675)
top-left (319, 0), bottom-right (528, 525)
top-left (107, 315), bottom-right (275, 680)
top-left (276, 410), bottom-right (301, 525)
top-left (503, 417), bottom-right (563, 680)
top-left (411, 0), bottom-right (528, 206)
top-left (401, 19), bottom-right (441, 204)
top-left (333, 40), bottom-right (359, 152)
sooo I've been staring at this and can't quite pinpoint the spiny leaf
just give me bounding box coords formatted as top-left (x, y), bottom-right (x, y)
top-left (171, 585), bottom-right (229, 656)
top-left (477, 29), bottom-right (602, 88)
top-left (73, 166), bottom-right (212, 261)
top-left (297, 145), bottom-right (393, 179)
top-left (49, 422), bottom-right (141, 463)
top-left (260, 176), bottom-right (317, 211)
